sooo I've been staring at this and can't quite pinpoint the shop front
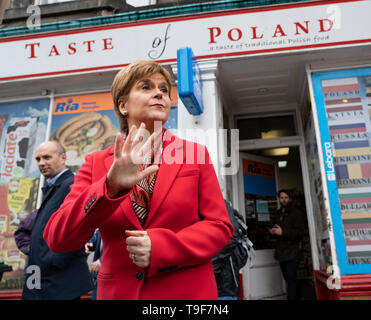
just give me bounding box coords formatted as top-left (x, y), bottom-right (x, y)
top-left (0, 0), bottom-right (371, 299)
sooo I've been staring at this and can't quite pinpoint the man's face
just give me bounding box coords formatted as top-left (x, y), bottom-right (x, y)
top-left (35, 142), bottom-right (66, 179)
top-left (279, 192), bottom-right (290, 207)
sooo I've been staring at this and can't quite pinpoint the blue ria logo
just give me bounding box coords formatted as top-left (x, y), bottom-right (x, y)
top-left (55, 99), bottom-right (78, 112)
top-left (324, 142), bottom-right (336, 181)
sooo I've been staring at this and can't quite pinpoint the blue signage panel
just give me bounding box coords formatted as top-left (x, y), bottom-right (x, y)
top-left (243, 174), bottom-right (277, 197)
top-left (312, 67), bottom-right (371, 275)
top-left (176, 47), bottom-right (204, 115)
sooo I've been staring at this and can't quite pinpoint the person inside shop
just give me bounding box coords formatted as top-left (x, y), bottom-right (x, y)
top-left (212, 200), bottom-right (251, 300)
top-left (268, 189), bottom-right (305, 300)
top-left (22, 141), bottom-right (93, 300)
top-left (43, 60), bottom-right (233, 300)
top-left (85, 229), bottom-right (103, 300)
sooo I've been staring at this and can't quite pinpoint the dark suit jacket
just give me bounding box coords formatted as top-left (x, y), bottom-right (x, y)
top-left (22, 169), bottom-right (93, 300)
top-left (89, 230), bottom-right (102, 264)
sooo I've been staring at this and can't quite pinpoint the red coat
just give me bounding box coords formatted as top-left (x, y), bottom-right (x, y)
top-left (44, 131), bottom-right (233, 300)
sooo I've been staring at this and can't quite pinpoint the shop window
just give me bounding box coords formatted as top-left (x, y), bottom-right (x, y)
top-left (0, 98), bottom-right (50, 290)
top-left (311, 67), bottom-right (371, 275)
top-left (237, 115), bottom-right (297, 140)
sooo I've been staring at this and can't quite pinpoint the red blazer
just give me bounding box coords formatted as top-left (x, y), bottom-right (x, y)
top-left (44, 131), bottom-right (233, 300)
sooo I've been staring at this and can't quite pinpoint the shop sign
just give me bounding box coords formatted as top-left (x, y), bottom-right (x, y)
top-left (0, 0), bottom-right (370, 81)
top-left (242, 159), bottom-right (276, 197)
top-left (53, 92), bottom-right (113, 114)
top-left (176, 47), bottom-right (203, 116)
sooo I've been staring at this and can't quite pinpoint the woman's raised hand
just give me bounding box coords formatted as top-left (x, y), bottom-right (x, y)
top-left (106, 123), bottom-right (159, 198)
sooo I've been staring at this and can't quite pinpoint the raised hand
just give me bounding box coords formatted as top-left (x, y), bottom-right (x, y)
top-left (106, 123), bottom-right (159, 198)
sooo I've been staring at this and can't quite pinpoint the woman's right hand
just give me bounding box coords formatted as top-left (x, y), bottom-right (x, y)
top-left (106, 123), bottom-right (159, 198)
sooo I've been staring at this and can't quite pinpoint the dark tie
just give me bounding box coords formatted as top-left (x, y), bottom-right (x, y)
top-left (41, 183), bottom-right (53, 201)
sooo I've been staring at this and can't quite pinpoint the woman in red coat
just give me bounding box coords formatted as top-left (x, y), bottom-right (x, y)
top-left (44, 60), bottom-right (233, 300)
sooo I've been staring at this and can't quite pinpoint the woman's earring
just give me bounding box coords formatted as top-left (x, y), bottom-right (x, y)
top-left (122, 110), bottom-right (128, 117)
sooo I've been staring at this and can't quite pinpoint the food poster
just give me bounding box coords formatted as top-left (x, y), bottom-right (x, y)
top-left (312, 68), bottom-right (371, 274)
top-left (0, 99), bottom-right (49, 289)
top-left (50, 93), bottom-right (120, 173)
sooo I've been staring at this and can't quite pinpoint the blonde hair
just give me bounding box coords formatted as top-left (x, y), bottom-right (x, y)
top-left (111, 60), bottom-right (172, 132)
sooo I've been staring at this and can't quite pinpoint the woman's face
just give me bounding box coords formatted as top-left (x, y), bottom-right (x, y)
top-left (119, 72), bottom-right (171, 132)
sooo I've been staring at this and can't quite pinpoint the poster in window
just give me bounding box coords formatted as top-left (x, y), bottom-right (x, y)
top-left (0, 98), bottom-right (49, 289)
top-left (312, 67), bottom-right (371, 274)
top-left (50, 93), bottom-right (120, 173)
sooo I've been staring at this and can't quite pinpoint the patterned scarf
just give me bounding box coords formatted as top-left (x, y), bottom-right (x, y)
top-left (129, 129), bottom-right (166, 226)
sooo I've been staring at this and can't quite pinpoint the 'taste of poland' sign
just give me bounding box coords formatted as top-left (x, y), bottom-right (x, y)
top-left (0, 0), bottom-right (370, 81)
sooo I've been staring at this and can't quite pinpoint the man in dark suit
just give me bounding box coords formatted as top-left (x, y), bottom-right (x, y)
top-left (269, 189), bottom-right (305, 300)
top-left (22, 141), bottom-right (93, 300)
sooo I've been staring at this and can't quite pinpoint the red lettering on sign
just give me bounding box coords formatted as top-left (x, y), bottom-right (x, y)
top-left (25, 42), bottom-right (40, 59)
top-left (68, 42), bottom-right (77, 55)
top-left (83, 40), bottom-right (95, 52)
top-left (272, 24), bottom-right (287, 37)
top-left (294, 21), bottom-right (310, 35)
top-left (251, 27), bottom-right (263, 39)
top-left (228, 28), bottom-right (242, 41)
top-left (318, 19), bottom-right (334, 32)
top-left (49, 45), bottom-right (60, 57)
top-left (208, 27), bottom-right (221, 44)
top-left (103, 38), bottom-right (114, 50)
